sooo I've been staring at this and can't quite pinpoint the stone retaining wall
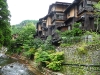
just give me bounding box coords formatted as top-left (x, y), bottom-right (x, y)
top-left (56, 44), bottom-right (100, 75)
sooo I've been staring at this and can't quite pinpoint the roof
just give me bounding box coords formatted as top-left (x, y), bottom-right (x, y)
top-left (48, 1), bottom-right (71, 14)
top-left (64, 0), bottom-right (80, 13)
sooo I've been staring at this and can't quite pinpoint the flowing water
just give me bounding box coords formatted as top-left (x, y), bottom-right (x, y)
top-left (0, 53), bottom-right (36, 75)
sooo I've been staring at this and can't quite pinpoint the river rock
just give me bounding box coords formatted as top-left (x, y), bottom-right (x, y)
top-left (1, 62), bottom-right (34, 75)
top-left (0, 53), bottom-right (7, 58)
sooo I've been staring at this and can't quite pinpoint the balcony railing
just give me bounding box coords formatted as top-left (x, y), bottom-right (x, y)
top-left (56, 23), bottom-right (66, 28)
top-left (56, 16), bottom-right (65, 20)
top-left (52, 15), bottom-right (66, 22)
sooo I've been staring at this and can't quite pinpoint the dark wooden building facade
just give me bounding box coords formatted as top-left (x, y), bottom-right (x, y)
top-left (35, 0), bottom-right (99, 43)
top-left (64, 0), bottom-right (99, 31)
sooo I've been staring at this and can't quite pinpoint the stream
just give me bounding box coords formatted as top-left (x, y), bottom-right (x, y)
top-left (0, 53), bottom-right (36, 75)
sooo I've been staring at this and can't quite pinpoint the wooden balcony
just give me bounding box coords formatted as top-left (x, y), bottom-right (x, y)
top-left (52, 15), bottom-right (66, 22)
top-left (78, 6), bottom-right (94, 15)
top-left (56, 23), bottom-right (66, 28)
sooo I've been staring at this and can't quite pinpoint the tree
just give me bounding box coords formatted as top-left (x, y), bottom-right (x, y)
top-left (94, 1), bottom-right (100, 32)
top-left (11, 22), bottom-right (36, 54)
top-left (19, 20), bottom-right (38, 26)
top-left (0, 0), bottom-right (11, 47)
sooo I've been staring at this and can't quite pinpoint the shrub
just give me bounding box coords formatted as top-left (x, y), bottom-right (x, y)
top-left (77, 43), bottom-right (87, 55)
top-left (33, 38), bottom-right (43, 49)
top-left (60, 43), bottom-right (71, 47)
top-left (47, 52), bottom-right (64, 71)
top-left (34, 50), bottom-right (50, 63)
top-left (47, 61), bottom-right (62, 71)
top-left (23, 48), bottom-right (36, 59)
top-left (41, 36), bottom-right (55, 51)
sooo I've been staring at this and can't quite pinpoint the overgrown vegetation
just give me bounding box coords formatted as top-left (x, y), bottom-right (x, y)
top-left (8, 1), bottom-right (100, 73)
top-left (56, 22), bottom-right (83, 47)
top-left (0, 0), bottom-right (11, 48)
top-left (10, 22), bottom-right (36, 56)
top-left (10, 19), bottom-right (100, 72)
top-left (35, 50), bottom-right (64, 71)
top-left (94, 1), bottom-right (100, 32)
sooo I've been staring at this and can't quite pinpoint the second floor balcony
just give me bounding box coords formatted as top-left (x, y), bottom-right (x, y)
top-left (52, 14), bottom-right (66, 22)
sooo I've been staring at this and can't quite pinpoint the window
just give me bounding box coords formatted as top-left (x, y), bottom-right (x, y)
top-left (56, 14), bottom-right (64, 19)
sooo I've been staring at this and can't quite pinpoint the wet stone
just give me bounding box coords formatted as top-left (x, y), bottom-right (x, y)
top-left (0, 53), bottom-right (7, 59)
top-left (0, 62), bottom-right (35, 75)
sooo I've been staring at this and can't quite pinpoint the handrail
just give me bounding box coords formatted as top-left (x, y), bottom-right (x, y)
top-left (63, 63), bottom-right (100, 67)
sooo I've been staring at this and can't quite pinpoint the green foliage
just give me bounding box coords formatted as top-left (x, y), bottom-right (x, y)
top-left (11, 25), bottom-right (21, 35)
top-left (19, 20), bottom-right (38, 26)
top-left (77, 43), bottom-right (87, 55)
top-left (41, 36), bottom-right (55, 51)
top-left (34, 50), bottom-right (50, 63)
top-left (47, 52), bottom-right (64, 71)
top-left (94, 1), bottom-right (100, 32)
top-left (84, 31), bottom-right (100, 44)
top-left (60, 30), bottom-right (72, 37)
top-left (49, 52), bottom-right (64, 61)
top-left (59, 22), bottom-right (82, 37)
top-left (72, 22), bottom-right (82, 36)
top-left (34, 50), bottom-right (64, 71)
top-left (33, 38), bottom-right (43, 49)
top-left (11, 20), bottom-right (37, 35)
top-left (47, 61), bottom-right (62, 71)
top-left (57, 22), bottom-right (82, 46)
top-left (71, 28), bottom-right (82, 36)
top-left (23, 48), bottom-right (36, 58)
top-left (60, 43), bottom-right (71, 47)
top-left (0, 30), bottom-right (4, 46)
top-left (10, 21), bottom-right (37, 58)
top-left (3, 28), bottom-right (11, 46)
top-left (0, 0), bottom-right (11, 47)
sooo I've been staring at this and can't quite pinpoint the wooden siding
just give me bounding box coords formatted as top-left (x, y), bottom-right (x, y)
top-left (67, 8), bottom-right (75, 18)
top-left (38, 24), bottom-right (41, 31)
top-left (46, 17), bottom-right (52, 27)
top-left (55, 6), bottom-right (67, 12)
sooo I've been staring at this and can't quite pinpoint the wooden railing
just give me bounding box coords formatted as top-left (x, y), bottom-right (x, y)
top-left (78, 6), bottom-right (93, 15)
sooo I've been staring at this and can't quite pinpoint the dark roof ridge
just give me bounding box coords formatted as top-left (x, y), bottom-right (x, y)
top-left (64, 0), bottom-right (80, 13)
top-left (48, 1), bottom-right (71, 14)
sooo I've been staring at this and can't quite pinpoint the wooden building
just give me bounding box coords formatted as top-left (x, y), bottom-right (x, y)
top-left (36, 2), bottom-right (71, 43)
top-left (35, 0), bottom-right (99, 44)
top-left (64, 0), bottom-right (99, 31)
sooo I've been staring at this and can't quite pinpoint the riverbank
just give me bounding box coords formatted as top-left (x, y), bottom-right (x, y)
top-left (8, 54), bottom-right (44, 75)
